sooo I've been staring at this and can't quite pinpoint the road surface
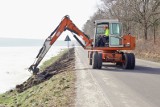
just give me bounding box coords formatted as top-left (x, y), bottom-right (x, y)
top-left (75, 47), bottom-right (160, 107)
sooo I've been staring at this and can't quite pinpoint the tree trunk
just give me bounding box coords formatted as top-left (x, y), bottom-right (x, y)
top-left (144, 23), bottom-right (148, 40)
top-left (153, 25), bottom-right (156, 44)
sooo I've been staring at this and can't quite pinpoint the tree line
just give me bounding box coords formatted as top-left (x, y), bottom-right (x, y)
top-left (83, 0), bottom-right (160, 43)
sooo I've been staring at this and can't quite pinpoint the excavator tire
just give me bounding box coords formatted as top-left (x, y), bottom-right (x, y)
top-left (92, 52), bottom-right (98, 69)
top-left (123, 53), bottom-right (135, 69)
top-left (97, 53), bottom-right (102, 69)
top-left (89, 52), bottom-right (93, 65)
top-left (129, 53), bottom-right (135, 69)
top-left (123, 53), bottom-right (131, 69)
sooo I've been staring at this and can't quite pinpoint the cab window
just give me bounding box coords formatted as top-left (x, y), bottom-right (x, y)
top-left (110, 23), bottom-right (120, 35)
top-left (96, 25), bottom-right (105, 34)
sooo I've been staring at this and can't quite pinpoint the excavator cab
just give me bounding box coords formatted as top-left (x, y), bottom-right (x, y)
top-left (88, 19), bottom-right (135, 70)
top-left (94, 19), bottom-right (123, 47)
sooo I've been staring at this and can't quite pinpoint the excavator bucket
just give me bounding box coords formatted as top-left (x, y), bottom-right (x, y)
top-left (28, 65), bottom-right (39, 75)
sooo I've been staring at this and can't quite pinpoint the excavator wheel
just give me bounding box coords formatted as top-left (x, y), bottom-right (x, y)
top-left (92, 52), bottom-right (98, 69)
top-left (122, 53), bottom-right (135, 69)
top-left (129, 53), bottom-right (135, 69)
top-left (97, 53), bottom-right (102, 69)
top-left (122, 53), bottom-right (130, 69)
top-left (89, 52), bottom-right (93, 65)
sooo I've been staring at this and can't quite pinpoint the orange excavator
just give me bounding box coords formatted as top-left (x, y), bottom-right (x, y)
top-left (29, 15), bottom-right (135, 74)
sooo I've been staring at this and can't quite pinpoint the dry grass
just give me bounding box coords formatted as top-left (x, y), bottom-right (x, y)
top-left (134, 38), bottom-right (160, 62)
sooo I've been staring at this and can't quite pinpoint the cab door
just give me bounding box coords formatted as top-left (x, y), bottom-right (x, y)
top-left (109, 23), bottom-right (123, 47)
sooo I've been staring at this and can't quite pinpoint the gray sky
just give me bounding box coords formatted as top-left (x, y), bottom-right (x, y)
top-left (0, 0), bottom-right (100, 39)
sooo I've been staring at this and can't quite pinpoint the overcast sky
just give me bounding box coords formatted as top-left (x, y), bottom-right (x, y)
top-left (0, 0), bottom-right (100, 39)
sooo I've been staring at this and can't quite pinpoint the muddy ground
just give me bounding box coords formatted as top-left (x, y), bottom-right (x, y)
top-left (16, 48), bottom-right (75, 93)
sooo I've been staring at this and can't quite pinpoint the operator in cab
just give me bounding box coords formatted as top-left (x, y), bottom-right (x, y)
top-left (97, 25), bottom-right (109, 47)
top-left (102, 25), bottom-right (109, 46)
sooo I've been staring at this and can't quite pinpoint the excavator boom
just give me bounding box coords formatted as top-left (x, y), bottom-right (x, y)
top-left (28, 15), bottom-right (93, 74)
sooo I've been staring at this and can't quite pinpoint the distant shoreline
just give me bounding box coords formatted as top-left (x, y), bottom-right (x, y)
top-left (0, 37), bottom-right (79, 47)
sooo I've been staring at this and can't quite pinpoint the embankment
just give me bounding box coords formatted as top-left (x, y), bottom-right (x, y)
top-left (0, 48), bottom-right (76, 107)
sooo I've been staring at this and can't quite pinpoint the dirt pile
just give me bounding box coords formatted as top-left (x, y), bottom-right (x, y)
top-left (16, 48), bottom-right (75, 93)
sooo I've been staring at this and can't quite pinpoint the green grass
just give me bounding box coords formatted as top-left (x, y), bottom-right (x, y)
top-left (0, 48), bottom-right (75, 107)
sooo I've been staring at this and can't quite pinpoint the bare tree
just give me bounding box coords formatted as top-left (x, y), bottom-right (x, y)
top-left (130, 0), bottom-right (160, 40)
top-left (100, 0), bottom-right (160, 40)
top-left (83, 10), bottom-right (106, 38)
top-left (83, 0), bottom-right (160, 41)
top-left (99, 0), bottom-right (135, 34)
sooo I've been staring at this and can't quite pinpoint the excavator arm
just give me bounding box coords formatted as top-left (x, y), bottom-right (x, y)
top-left (28, 15), bottom-right (93, 74)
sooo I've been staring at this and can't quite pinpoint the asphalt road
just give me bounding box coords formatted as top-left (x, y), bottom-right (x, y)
top-left (75, 47), bottom-right (160, 107)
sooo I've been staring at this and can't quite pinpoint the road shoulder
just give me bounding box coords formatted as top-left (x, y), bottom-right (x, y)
top-left (75, 47), bottom-right (110, 107)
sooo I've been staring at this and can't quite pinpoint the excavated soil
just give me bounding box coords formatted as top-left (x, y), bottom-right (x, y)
top-left (16, 48), bottom-right (75, 93)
